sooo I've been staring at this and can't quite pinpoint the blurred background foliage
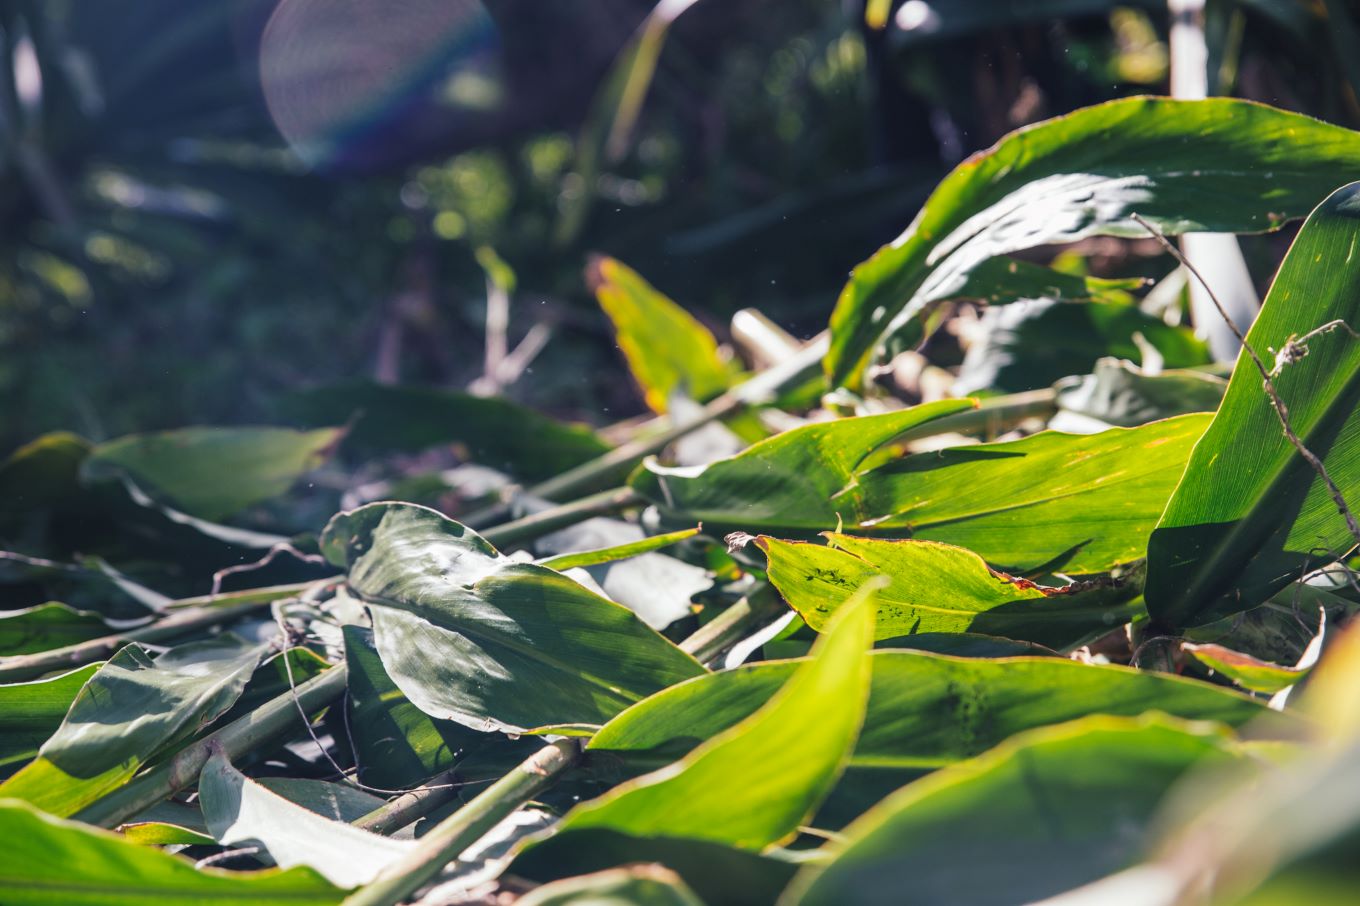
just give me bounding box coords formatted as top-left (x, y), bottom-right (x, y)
top-left (2, 0), bottom-right (1358, 451)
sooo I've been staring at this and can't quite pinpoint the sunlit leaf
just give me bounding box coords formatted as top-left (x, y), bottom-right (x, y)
top-left (0, 664), bottom-right (101, 777)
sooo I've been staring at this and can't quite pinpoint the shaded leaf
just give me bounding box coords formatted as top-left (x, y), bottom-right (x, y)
top-left (590, 256), bottom-right (736, 413)
top-left (0, 637), bottom-right (264, 816)
top-left (516, 865), bottom-right (705, 906)
top-left (758, 533), bottom-right (1139, 649)
top-left (0, 798), bottom-right (343, 904)
top-left (1147, 181), bottom-right (1360, 628)
top-left (948, 256), bottom-right (1144, 306)
top-left (82, 427), bottom-right (341, 521)
top-left (279, 381), bottom-right (609, 482)
top-left (199, 751), bottom-right (412, 888)
top-left (553, 585), bottom-right (877, 849)
top-left (826, 98), bottom-right (1360, 387)
top-left (784, 716), bottom-right (1248, 906)
top-left (1053, 358), bottom-right (1227, 428)
top-left (0, 602), bottom-right (112, 657)
top-left (321, 503), bottom-right (704, 733)
top-left (586, 650), bottom-right (1275, 777)
top-left (0, 664), bottom-right (101, 777)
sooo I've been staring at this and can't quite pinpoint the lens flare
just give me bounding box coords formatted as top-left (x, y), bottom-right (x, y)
top-left (259, 0), bottom-right (503, 171)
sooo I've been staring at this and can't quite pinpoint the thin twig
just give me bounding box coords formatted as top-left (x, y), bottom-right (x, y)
top-left (1132, 212), bottom-right (1360, 550)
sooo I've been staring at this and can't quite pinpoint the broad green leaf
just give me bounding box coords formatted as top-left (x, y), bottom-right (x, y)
top-left (0, 602), bottom-right (112, 656)
top-left (591, 256), bottom-right (735, 414)
top-left (0, 664), bottom-right (101, 776)
top-left (1183, 643), bottom-right (1317, 695)
top-left (631, 399), bottom-right (974, 534)
top-left (0, 798), bottom-right (343, 905)
top-left (640, 413), bottom-right (1207, 574)
top-left (954, 297), bottom-right (1209, 395)
top-left (825, 98), bottom-right (1360, 388)
top-left (783, 716), bottom-right (1248, 906)
top-left (947, 255), bottom-right (1144, 307)
top-left (587, 650), bottom-right (1275, 775)
top-left (82, 427), bottom-right (341, 521)
top-left (1054, 358), bottom-right (1227, 428)
top-left (0, 637), bottom-right (264, 816)
top-left (538, 527), bottom-right (700, 572)
top-left (1147, 181), bottom-right (1360, 628)
top-left (517, 866), bottom-right (704, 906)
top-left (279, 381), bottom-right (609, 481)
top-left (554, 585), bottom-right (877, 849)
top-left (321, 503), bottom-right (704, 733)
top-left (511, 829), bottom-right (801, 906)
top-left (199, 751), bottom-right (412, 888)
top-left (757, 534), bottom-right (1139, 649)
top-left (343, 625), bottom-right (469, 790)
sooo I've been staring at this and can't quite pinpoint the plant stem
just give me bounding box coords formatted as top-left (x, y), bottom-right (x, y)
top-left (0, 582), bottom-right (323, 684)
top-left (352, 769), bottom-right (463, 836)
top-left (897, 387), bottom-right (1056, 443)
top-left (75, 663), bottom-right (351, 829)
top-left (681, 583), bottom-right (786, 665)
top-left (479, 486), bottom-right (643, 549)
top-left (342, 739), bottom-right (582, 906)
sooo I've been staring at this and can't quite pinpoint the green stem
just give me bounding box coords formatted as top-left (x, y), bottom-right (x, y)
top-left (342, 740), bottom-right (582, 906)
top-left (479, 486), bottom-right (643, 549)
top-left (680, 584), bottom-right (787, 665)
top-left (74, 663), bottom-right (351, 829)
top-left (0, 581), bottom-right (324, 684)
top-left (352, 769), bottom-right (462, 837)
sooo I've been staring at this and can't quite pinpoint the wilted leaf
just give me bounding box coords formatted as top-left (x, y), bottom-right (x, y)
top-left (0, 636), bottom-right (264, 816)
top-left (826, 98), bottom-right (1360, 388)
top-left (1146, 181), bottom-right (1360, 628)
top-left (757, 533), bottom-right (1138, 649)
top-left (199, 751), bottom-right (412, 888)
top-left (321, 503), bottom-right (704, 733)
top-left (590, 256), bottom-right (736, 413)
top-left (0, 798), bottom-right (343, 904)
top-left (82, 427), bottom-right (341, 521)
top-left (553, 585), bottom-right (876, 849)
top-left (784, 716), bottom-right (1249, 906)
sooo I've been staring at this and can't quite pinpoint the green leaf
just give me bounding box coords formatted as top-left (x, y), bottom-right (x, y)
top-left (0, 432), bottom-right (90, 540)
top-left (553, 585), bottom-right (876, 849)
top-left (0, 664), bottom-right (101, 776)
top-left (199, 751), bottom-right (412, 888)
top-left (321, 503), bottom-right (704, 733)
top-left (1183, 642), bottom-right (1317, 695)
top-left (630, 400), bottom-right (974, 535)
top-left (825, 97), bottom-right (1360, 388)
top-left (0, 637), bottom-right (264, 816)
top-left (343, 625), bottom-right (470, 790)
top-left (538, 527), bottom-right (700, 571)
top-left (0, 602), bottom-right (112, 657)
top-left (1054, 359), bottom-right (1228, 428)
top-left (279, 381), bottom-right (610, 481)
top-left (757, 533), bottom-right (1139, 649)
top-left (516, 866), bottom-right (705, 906)
top-left (0, 798), bottom-right (343, 904)
top-left (119, 799), bottom-right (217, 846)
top-left (640, 413), bottom-right (1207, 574)
top-left (82, 427), bottom-right (341, 521)
top-left (586, 650), bottom-right (1275, 776)
top-left (783, 716), bottom-right (1248, 906)
top-left (954, 297), bottom-right (1209, 395)
top-left (1146, 181), bottom-right (1360, 628)
top-left (950, 256), bottom-right (1144, 307)
top-left (590, 256), bottom-right (736, 413)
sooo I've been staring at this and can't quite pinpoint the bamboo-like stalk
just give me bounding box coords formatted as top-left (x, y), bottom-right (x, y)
top-left (0, 582), bottom-right (324, 684)
top-left (479, 486), bottom-right (643, 549)
top-left (74, 663), bottom-right (351, 829)
top-left (342, 740), bottom-right (582, 906)
top-left (352, 769), bottom-right (462, 836)
top-left (680, 583), bottom-right (786, 665)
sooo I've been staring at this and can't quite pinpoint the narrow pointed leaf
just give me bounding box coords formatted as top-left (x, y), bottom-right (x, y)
top-left (82, 427), bottom-right (341, 521)
top-left (0, 637), bottom-right (264, 816)
top-left (538, 526), bottom-right (700, 571)
top-left (0, 664), bottom-right (101, 776)
top-left (587, 650), bottom-right (1277, 775)
top-left (591, 256), bottom-right (736, 413)
top-left (783, 716), bottom-right (1249, 906)
top-left (199, 752), bottom-right (413, 888)
top-left (826, 97), bottom-right (1360, 387)
top-left (0, 798), bottom-right (343, 905)
top-left (1147, 181), bottom-right (1360, 628)
top-left (321, 504), bottom-right (704, 734)
top-left (757, 534), bottom-right (1139, 648)
top-left (554, 586), bottom-right (877, 849)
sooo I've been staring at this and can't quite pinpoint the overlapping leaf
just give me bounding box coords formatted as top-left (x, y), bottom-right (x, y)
top-left (321, 503), bottom-right (704, 733)
top-left (825, 98), bottom-right (1360, 387)
top-left (1147, 181), bottom-right (1360, 628)
top-left (0, 664), bottom-right (100, 777)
